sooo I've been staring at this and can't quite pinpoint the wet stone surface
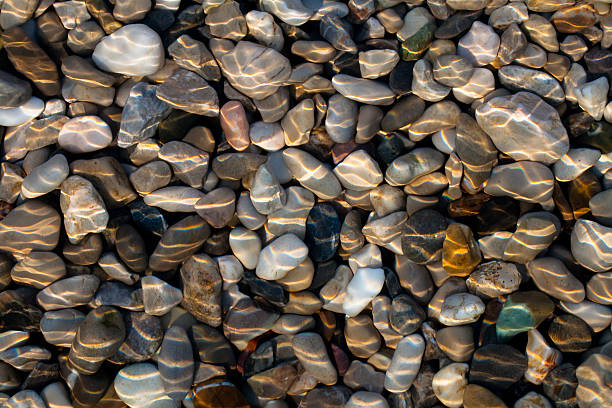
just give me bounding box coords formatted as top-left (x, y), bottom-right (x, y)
top-left (0, 1), bottom-right (612, 408)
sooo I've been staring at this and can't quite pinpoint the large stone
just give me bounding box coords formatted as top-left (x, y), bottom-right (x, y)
top-left (157, 69), bottom-right (218, 117)
top-left (475, 92), bottom-right (569, 164)
top-left (219, 41), bottom-right (291, 100)
top-left (93, 24), bottom-right (165, 76)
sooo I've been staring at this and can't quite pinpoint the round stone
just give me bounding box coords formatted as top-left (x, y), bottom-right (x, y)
top-left (114, 363), bottom-right (166, 407)
top-left (58, 116), bottom-right (113, 154)
top-left (469, 344), bottom-right (527, 390)
top-left (93, 24), bottom-right (165, 76)
top-left (548, 314), bottom-right (592, 353)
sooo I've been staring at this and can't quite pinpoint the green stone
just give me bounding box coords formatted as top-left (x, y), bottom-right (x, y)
top-left (400, 22), bottom-right (436, 61)
top-left (496, 291), bottom-right (554, 342)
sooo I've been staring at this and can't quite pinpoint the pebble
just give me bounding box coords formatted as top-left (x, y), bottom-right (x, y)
top-left (158, 325), bottom-right (194, 401)
top-left (498, 65), bottom-right (565, 105)
top-left (1, 27), bottom-right (60, 97)
top-left (384, 334), bottom-right (425, 393)
top-left (292, 332), bottom-right (337, 385)
top-left (576, 353), bottom-right (612, 408)
top-left (149, 215), bottom-right (210, 272)
top-left (168, 35), bottom-right (220, 82)
top-left (159, 141), bottom-right (209, 189)
top-left (345, 391), bottom-right (388, 408)
top-left (224, 297), bottom-right (279, 350)
top-left (525, 329), bottom-right (561, 385)
top-left (331, 74), bottom-right (395, 106)
top-left (117, 82), bottom-right (172, 148)
top-left (470, 344), bottom-right (527, 390)
top-left (577, 77), bottom-right (609, 121)
top-left (571, 219), bottom-right (612, 272)
top-left (526, 257), bottom-right (585, 303)
top-left (93, 24), bottom-right (164, 76)
top-left (359, 49), bottom-right (399, 79)
top-left (0, 97), bottom-right (44, 127)
top-left (476, 92), bottom-right (569, 165)
top-left (343, 267), bottom-right (385, 317)
top-left (283, 148), bottom-right (342, 199)
top-left (463, 384), bottom-right (507, 408)
top-left (141, 276), bottom-right (182, 316)
top-left (443, 223), bottom-right (481, 277)
top-left (466, 261), bottom-right (521, 298)
top-left (496, 291), bottom-right (554, 342)
top-left (157, 69), bottom-right (219, 117)
top-left (219, 41), bottom-right (291, 100)
top-left (542, 363), bottom-right (578, 408)
top-left (554, 148), bottom-right (602, 182)
top-left (114, 363), bottom-right (167, 407)
top-left (386, 148), bottom-right (445, 186)
top-left (21, 154), bottom-right (69, 199)
top-left (343, 361), bottom-right (385, 393)
top-left (59, 176), bottom-right (108, 244)
top-left (548, 314), bottom-right (592, 353)
top-left (69, 306), bottom-right (125, 374)
top-left (401, 209), bottom-right (447, 264)
top-left (485, 161), bottom-right (554, 204)
top-left (180, 254), bottom-right (222, 327)
top-left (144, 186), bottom-right (204, 212)
top-left (412, 59), bottom-right (451, 102)
top-left (432, 362), bottom-right (469, 408)
top-left (282, 98), bottom-right (315, 146)
top-left (11, 252), bottom-right (65, 289)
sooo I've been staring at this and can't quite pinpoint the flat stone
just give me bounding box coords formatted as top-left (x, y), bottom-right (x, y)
top-left (141, 276), bottom-right (182, 316)
top-left (345, 391), bottom-right (388, 408)
top-left (331, 74), bottom-right (395, 106)
top-left (20, 155), bottom-right (68, 200)
top-left (443, 223), bottom-right (481, 277)
top-left (194, 187), bottom-right (235, 229)
top-left (205, 0), bottom-right (246, 40)
top-left (283, 148), bottom-right (342, 199)
top-left (281, 98), bottom-right (315, 146)
top-left (590, 190), bottom-right (612, 227)
top-left (180, 254), bottom-right (222, 327)
top-left (432, 54), bottom-right (473, 87)
top-left (159, 141), bottom-right (209, 188)
top-left (118, 83), bottom-right (172, 148)
top-left (25, 115), bottom-right (69, 151)
top-left (261, 0), bottom-right (313, 26)
top-left (189, 379), bottom-right (249, 408)
top-left (485, 161), bottom-right (554, 204)
top-left (344, 314), bottom-right (381, 358)
top-left (57, 115), bottom-right (112, 154)
top-left (476, 92), bottom-right (569, 164)
top-left (144, 186), bottom-right (205, 212)
top-left (223, 297), bottom-right (279, 350)
top-left (68, 306), bottom-right (125, 375)
top-left (466, 261), bottom-right (521, 298)
top-left (398, 7), bottom-right (436, 61)
top-left (385, 148), bottom-right (445, 186)
top-left (320, 15), bottom-right (357, 53)
top-left (256, 233), bottom-right (309, 280)
top-left (548, 314), bottom-right (591, 353)
top-left (67, 20), bottom-right (106, 55)
top-left (0, 97), bottom-right (44, 127)
top-left (168, 34), bottom-right (220, 81)
top-left (498, 65), bottom-right (565, 105)
top-left (157, 69), bottom-right (218, 117)
top-left (384, 334), bottom-right (425, 393)
top-left (59, 176), bottom-right (108, 244)
top-left (40, 309), bottom-right (84, 347)
top-left (411, 59), bottom-right (451, 102)
top-left (292, 332), bottom-right (337, 385)
top-left (542, 363), bottom-right (578, 408)
top-left (577, 77), bottom-right (609, 121)
top-left (0, 200), bottom-right (61, 255)
top-left (219, 41), bottom-right (291, 100)
top-left (149, 215), bottom-right (210, 272)
top-left (158, 326), bottom-right (194, 401)
top-left (469, 344), bottom-right (527, 390)
top-left (389, 294), bottom-right (425, 335)
top-left (343, 361), bottom-right (385, 393)
top-left (93, 24), bottom-right (164, 76)
top-left (1, 27), bottom-right (60, 96)
top-left (129, 161), bottom-right (171, 195)
top-left (527, 257), bottom-right (585, 303)
top-left (11, 252), bottom-right (65, 290)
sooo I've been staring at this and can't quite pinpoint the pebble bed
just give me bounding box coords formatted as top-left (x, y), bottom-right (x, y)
top-left (0, 0), bottom-right (612, 407)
